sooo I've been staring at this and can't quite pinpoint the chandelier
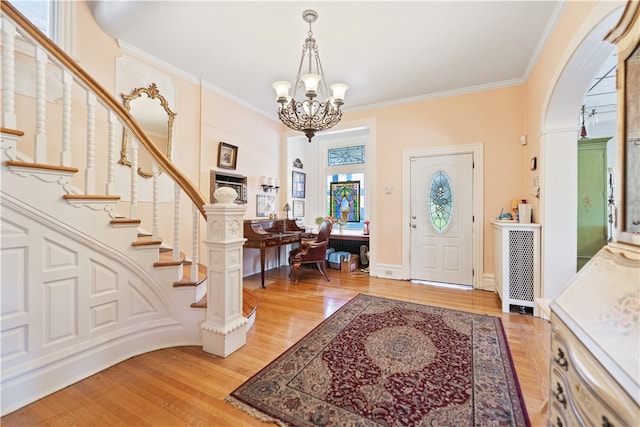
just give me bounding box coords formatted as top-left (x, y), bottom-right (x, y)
top-left (272, 10), bottom-right (348, 142)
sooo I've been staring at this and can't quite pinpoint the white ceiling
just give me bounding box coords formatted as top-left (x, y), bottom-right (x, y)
top-left (89, 1), bottom-right (569, 120)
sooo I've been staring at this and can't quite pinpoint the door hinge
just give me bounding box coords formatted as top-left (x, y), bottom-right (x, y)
top-left (472, 269), bottom-right (475, 277)
top-left (472, 215), bottom-right (475, 222)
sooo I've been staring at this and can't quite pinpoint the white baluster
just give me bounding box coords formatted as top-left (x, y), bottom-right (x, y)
top-left (130, 139), bottom-right (138, 219)
top-left (152, 160), bottom-right (160, 241)
top-left (34, 47), bottom-right (47, 163)
top-left (191, 206), bottom-right (199, 283)
top-left (106, 112), bottom-right (117, 195)
top-left (173, 182), bottom-right (181, 262)
top-left (85, 93), bottom-right (96, 194)
top-left (60, 70), bottom-right (72, 166)
top-left (1, 18), bottom-right (17, 129)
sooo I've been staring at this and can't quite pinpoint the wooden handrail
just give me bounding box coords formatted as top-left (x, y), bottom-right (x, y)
top-left (1, 1), bottom-right (208, 218)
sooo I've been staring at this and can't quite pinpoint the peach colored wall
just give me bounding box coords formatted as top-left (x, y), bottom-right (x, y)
top-left (524, 1), bottom-right (600, 224)
top-left (344, 86), bottom-right (528, 273)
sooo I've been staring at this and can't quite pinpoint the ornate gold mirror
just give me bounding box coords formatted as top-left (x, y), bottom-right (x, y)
top-left (120, 83), bottom-right (176, 178)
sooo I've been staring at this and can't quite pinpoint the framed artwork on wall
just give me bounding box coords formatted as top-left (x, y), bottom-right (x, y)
top-left (292, 171), bottom-right (306, 199)
top-left (256, 194), bottom-right (275, 217)
top-left (292, 200), bottom-right (305, 218)
top-left (217, 142), bottom-right (237, 169)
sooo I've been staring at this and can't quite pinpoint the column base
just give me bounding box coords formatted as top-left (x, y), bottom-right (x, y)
top-left (202, 318), bottom-right (248, 357)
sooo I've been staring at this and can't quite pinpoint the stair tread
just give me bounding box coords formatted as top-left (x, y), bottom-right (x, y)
top-left (132, 236), bottom-right (163, 247)
top-left (1, 127), bottom-right (25, 136)
top-left (174, 263), bottom-right (206, 286)
top-left (190, 288), bottom-right (258, 319)
top-left (6, 160), bottom-right (78, 173)
top-left (63, 194), bottom-right (120, 200)
top-left (111, 218), bottom-right (141, 225)
top-left (155, 250), bottom-right (186, 267)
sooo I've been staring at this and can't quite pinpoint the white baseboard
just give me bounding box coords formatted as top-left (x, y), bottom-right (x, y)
top-left (371, 263), bottom-right (404, 280)
top-left (480, 273), bottom-right (497, 292)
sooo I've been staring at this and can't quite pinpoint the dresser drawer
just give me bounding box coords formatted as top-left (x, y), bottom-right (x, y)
top-left (551, 319), bottom-right (640, 426)
top-left (550, 368), bottom-right (585, 426)
top-left (548, 401), bottom-right (570, 427)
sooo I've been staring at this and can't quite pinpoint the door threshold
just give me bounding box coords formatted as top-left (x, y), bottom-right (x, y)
top-left (410, 280), bottom-right (472, 290)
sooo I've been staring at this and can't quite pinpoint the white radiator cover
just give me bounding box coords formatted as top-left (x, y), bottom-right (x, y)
top-left (492, 220), bottom-right (541, 316)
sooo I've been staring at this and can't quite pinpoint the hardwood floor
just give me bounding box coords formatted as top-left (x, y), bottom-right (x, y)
top-left (1, 266), bottom-right (551, 426)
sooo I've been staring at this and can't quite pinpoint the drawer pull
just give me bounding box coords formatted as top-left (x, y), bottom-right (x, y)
top-left (553, 382), bottom-right (567, 409)
top-left (602, 415), bottom-right (614, 427)
top-left (554, 348), bottom-right (568, 370)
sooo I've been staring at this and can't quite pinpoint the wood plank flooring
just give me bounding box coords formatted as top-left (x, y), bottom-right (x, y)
top-left (1, 266), bottom-right (551, 426)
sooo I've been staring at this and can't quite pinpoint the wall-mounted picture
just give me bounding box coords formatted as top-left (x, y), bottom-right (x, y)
top-left (217, 142), bottom-right (237, 169)
top-left (256, 194), bottom-right (275, 217)
top-left (292, 171), bottom-right (306, 199)
top-left (330, 181), bottom-right (360, 222)
top-left (292, 200), bottom-right (305, 218)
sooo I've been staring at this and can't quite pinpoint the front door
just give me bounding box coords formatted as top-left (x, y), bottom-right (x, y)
top-left (410, 153), bottom-right (473, 285)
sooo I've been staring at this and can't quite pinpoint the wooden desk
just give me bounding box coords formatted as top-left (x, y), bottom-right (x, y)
top-left (243, 219), bottom-right (308, 288)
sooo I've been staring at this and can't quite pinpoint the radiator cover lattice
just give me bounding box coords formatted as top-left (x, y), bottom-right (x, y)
top-left (508, 230), bottom-right (535, 301)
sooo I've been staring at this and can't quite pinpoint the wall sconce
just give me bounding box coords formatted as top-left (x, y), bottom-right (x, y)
top-left (260, 176), bottom-right (280, 193)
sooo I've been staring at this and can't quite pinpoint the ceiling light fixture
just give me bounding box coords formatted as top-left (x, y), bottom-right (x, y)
top-left (579, 104), bottom-right (598, 138)
top-left (273, 10), bottom-right (348, 142)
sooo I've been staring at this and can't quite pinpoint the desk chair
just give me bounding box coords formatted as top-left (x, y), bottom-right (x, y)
top-left (289, 219), bottom-right (333, 285)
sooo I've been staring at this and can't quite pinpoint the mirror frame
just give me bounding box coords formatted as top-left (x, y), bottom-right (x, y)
top-left (120, 83), bottom-right (176, 178)
top-left (606, 2), bottom-right (640, 247)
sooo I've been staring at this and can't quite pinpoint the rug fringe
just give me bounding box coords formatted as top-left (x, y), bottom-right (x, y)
top-left (224, 396), bottom-right (289, 427)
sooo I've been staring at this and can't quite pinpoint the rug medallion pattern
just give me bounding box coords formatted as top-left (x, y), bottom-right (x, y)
top-left (228, 294), bottom-right (529, 426)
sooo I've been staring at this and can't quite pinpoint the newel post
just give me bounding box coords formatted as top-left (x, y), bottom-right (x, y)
top-left (201, 187), bottom-right (248, 357)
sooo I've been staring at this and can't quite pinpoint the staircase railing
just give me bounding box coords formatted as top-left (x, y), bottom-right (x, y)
top-left (1, 2), bottom-right (207, 281)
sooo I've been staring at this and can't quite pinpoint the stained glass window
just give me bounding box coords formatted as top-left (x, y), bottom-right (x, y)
top-left (326, 173), bottom-right (365, 228)
top-left (428, 171), bottom-right (453, 232)
top-left (328, 145), bottom-right (365, 166)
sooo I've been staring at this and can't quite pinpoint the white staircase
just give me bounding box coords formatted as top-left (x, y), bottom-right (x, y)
top-left (0, 3), bottom-right (255, 415)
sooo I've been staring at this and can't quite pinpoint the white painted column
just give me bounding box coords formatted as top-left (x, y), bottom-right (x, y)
top-left (540, 129), bottom-right (578, 301)
top-left (201, 187), bottom-right (247, 358)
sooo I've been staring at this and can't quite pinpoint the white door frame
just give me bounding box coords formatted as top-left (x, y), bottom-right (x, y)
top-left (402, 143), bottom-right (484, 287)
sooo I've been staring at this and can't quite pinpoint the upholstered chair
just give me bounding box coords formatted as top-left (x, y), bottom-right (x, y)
top-left (289, 219), bottom-right (333, 285)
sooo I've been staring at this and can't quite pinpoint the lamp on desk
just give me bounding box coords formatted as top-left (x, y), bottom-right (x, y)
top-left (283, 203), bottom-right (291, 219)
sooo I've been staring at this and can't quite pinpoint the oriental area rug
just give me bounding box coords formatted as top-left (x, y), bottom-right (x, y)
top-left (226, 294), bottom-right (530, 426)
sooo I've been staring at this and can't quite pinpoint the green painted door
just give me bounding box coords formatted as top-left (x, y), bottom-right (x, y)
top-left (577, 138), bottom-right (610, 271)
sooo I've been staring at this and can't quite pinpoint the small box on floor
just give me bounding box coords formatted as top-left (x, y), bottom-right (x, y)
top-left (341, 254), bottom-right (359, 272)
top-left (328, 251), bottom-right (350, 269)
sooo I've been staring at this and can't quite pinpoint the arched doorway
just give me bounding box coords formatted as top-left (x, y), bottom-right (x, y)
top-left (540, 3), bottom-right (624, 301)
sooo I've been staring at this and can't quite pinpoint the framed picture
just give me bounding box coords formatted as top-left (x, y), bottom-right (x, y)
top-left (330, 180), bottom-right (360, 222)
top-left (292, 200), bottom-right (305, 218)
top-left (217, 142), bottom-right (237, 169)
top-left (256, 194), bottom-right (275, 217)
top-left (292, 171), bottom-right (306, 199)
